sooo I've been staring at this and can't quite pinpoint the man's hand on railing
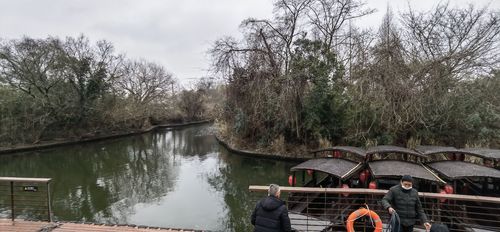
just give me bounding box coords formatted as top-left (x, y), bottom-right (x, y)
top-left (424, 222), bottom-right (431, 232)
top-left (388, 207), bottom-right (395, 214)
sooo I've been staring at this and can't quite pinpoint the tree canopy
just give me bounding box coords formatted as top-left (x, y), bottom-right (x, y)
top-left (211, 0), bottom-right (500, 151)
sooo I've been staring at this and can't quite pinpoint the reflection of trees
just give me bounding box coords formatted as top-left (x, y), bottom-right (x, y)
top-left (160, 126), bottom-right (218, 157)
top-left (0, 125), bottom-right (295, 231)
top-left (207, 147), bottom-right (296, 231)
top-left (0, 129), bottom-right (190, 223)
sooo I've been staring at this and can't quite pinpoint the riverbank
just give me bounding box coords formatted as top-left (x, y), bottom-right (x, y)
top-left (0, 120), bottom-right (211, 155)
top-left (216, 136), bottom-right (310, 162)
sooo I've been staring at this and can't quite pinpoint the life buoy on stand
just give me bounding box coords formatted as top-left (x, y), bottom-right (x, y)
top-left (346, 208), bottom-right (383, 232)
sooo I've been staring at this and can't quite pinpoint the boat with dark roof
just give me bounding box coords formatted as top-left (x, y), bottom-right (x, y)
top-left (285, 145), bottom-right (500, 231)
top-left (415, 145), bottom-right (500, 197)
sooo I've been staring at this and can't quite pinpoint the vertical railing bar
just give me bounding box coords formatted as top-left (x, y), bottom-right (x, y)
top-left (324, 189), bottom-right (327, 226)
top-left (249, 186), bottom-right (500, 232)
top-left (47, 182), bottom-right (52, 222)
top-left (306, 193), bottom-right (309, 231)
top-left (10, 181), bottom-right (14, 221)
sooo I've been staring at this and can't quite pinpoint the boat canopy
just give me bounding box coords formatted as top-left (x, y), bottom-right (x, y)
top-left (458, 148), bottom-right (500, 160)
top-left (291, 158), bottom-right (362, 180)
top-left (310, 146), bottom-right (367, 159)
top-left (366, 145), bottom-right (426, 158)
top-left (415, 145), bottom-right (459, 156)
top-left (368, 160), bottom-right (444, 183)
top-left (427, 161), bottom-right (500, 180)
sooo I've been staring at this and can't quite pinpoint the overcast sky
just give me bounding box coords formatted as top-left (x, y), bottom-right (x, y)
top-left (0, 0), bottom-right (498, 86)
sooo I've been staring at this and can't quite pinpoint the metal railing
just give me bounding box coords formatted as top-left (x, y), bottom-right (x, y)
top-left (249, 186), bottom-right (500, 232)
top-left (0, 177), bottom-right (52, 222)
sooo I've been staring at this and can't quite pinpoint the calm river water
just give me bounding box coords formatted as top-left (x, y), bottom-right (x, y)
top-left (0, 124), bottom-right (296, 231)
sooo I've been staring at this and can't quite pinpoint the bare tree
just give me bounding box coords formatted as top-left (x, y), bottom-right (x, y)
top-left (401, 2), bottom-right (500, 78)
top-left (243, 0), bottom-right (311, 74)
top-left (116, 59), bottom-right (175, 106)
top-left (0, 37), bottom-right (63, 106)
top-left (307, 0), bottom-right (375, 51)
top-left (60, 36), bottom-right (124, 124)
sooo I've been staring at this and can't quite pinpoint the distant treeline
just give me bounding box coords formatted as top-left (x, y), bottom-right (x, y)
top-left (0, 35), bottom-right (216, 146)
top-left (211, 0), bottom-right (500, 151)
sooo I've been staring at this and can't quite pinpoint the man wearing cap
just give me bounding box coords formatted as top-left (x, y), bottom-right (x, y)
top-left (251, 184), bottom-right (292, 232)
top-left (382, 175), bottom-right (432, 232)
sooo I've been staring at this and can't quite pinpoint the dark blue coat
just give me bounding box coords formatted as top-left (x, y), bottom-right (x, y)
top-left (251, 196), bottom-right (292, 232)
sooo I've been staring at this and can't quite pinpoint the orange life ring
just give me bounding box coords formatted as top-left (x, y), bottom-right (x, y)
top-left (346, 208), bottom-right (383, 232)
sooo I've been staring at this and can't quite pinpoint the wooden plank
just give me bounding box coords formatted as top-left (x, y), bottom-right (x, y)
top-left (249, 185), bottom-right (388, 195)
top-left (54, 223), bottom-right (196, 232)
top-left (0, 177), bottom-right (51, 183)
top-left (0, 219), bottom-right (50, 232)
top-left (419, 192), bottom-right (500, 204)
top-left (0, 220), bottom-right (197, 232)
top-left (248, 186), bottom-right (500, 203)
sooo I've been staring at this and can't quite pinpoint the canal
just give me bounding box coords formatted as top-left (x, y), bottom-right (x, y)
top-left (0, 124), bottom-right (296, 231)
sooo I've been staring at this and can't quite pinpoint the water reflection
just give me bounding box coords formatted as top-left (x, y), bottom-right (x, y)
top-left (208, 149), bottom-right (294, 231)
top-left (0, 125), bottom-right (295, 231)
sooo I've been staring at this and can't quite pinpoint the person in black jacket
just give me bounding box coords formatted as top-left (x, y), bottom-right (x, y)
top-left (381, 175), bottom-right (431, 232)
top-left (251, 184), bottom-right (292, 232)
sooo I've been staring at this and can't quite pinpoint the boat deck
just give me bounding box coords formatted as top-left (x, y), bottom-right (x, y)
top-left (289, 212), bottom-right (331, 231)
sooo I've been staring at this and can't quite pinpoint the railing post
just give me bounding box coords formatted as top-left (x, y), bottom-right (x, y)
top-left (47, 182), bottom-right (52, 222)
top-left (10, 181), bottom-right (14, 221)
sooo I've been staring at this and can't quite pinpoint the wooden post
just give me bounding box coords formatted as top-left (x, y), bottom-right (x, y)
top-left (302, 170), bottom-right (305, 186)
top-left (312, 172), bottom-right (316, 185)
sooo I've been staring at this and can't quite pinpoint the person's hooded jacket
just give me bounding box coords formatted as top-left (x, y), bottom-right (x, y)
top-left (251, 195), bottom-right (292, 232)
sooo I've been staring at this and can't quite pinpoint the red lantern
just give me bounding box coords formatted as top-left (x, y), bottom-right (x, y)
top-left (307, 169), bottom-right (313, 176)
top-left (288, 175), bottom-right (297, 186)
top-left (364, 170), bottom-right (371, 180)
top-left (334, 151), bottom-right (342, 158)
top-left (341, 184), bottom-right (350, 197)
top-left (439, 189), bottom-right (447, 203)
top-left (368, 181), bottom-right (377, 189)
top-left (359, 172), bottom-right (367, 183)
top-left (444, 184), bottom-right (454, 194)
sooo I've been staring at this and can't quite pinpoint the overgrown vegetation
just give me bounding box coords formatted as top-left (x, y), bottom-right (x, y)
top-left (211, 0), bottom-right (500, 153)
top-left (0, 35), bottom-right (213, 146)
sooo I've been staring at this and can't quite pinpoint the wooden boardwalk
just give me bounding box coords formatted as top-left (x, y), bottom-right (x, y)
top-left (0, 219), bottom-right (198, 232)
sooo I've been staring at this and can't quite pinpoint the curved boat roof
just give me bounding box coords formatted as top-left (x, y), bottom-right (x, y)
top-left (368, 160), bottom-right (444, 183)
top-left (427, 161), bottom-right (500, 179)
top-left (458, 148), bottom-right (500, 160)
top-left (415, 145), bottom-right (459, 156)
top-left (366, 145), bottom-right (426, 158)
top-left (291, 158), bottom-right (363, 180)
top-left (310, 146), bottom-right (367, 158)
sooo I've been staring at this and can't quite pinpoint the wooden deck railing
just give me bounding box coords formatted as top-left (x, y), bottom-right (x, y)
top-left (0, 177), bottom-right (52, 222)
top-left (249, 185), bottom-right (500, 232)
